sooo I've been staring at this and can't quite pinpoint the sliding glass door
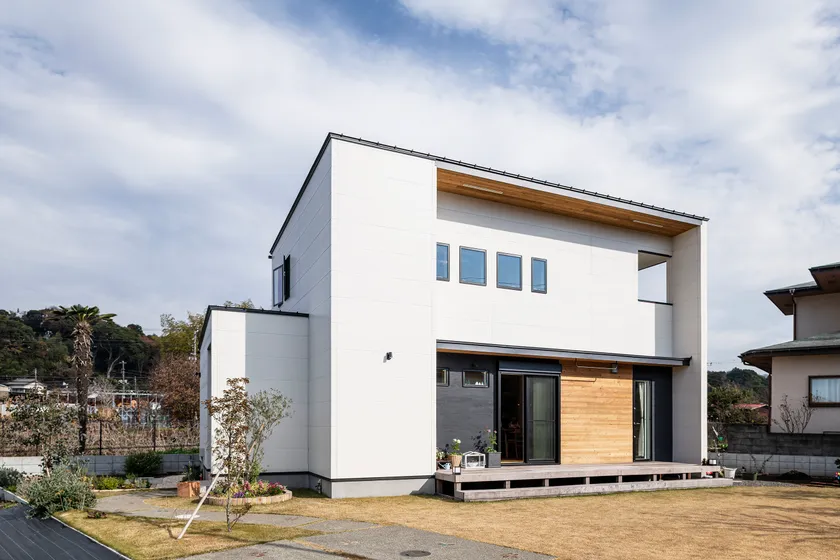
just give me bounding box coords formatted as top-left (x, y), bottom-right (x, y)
top-left (633, 380), bottom-right (652, 461)
top-left (526, 376), bottom-right (557, 463)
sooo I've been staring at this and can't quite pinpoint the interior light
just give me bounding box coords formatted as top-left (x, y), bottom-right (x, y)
top-left (632, 219), bottom-right (664, 228)
top-left (463, 183), bottom-right (504, 195)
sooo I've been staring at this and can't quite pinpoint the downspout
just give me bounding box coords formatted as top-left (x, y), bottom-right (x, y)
top-left (790, 288), bottom-right (797, 340)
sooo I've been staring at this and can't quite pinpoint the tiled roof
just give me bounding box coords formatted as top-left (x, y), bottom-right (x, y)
top-left (741, 331), bottom-right (840, 357)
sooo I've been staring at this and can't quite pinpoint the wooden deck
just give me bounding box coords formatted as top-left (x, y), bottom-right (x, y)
top-left (435, 462), bottom-right (731, 501)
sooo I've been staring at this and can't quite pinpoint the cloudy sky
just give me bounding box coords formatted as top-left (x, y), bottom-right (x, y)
top-left (1, 0), bottom-right (838, 368)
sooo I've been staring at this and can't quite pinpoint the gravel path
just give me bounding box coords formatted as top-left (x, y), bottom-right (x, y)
top-left (733, 480), bottom-right (801, 487)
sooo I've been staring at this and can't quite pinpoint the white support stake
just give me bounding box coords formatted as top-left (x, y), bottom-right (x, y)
top-left (177, 470), bottom-right (222, 540)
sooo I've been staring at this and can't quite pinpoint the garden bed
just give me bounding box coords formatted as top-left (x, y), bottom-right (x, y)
top-left (205, 489), bottom-right (292, 506)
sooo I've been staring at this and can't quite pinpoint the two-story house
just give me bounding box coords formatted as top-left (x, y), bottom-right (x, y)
top-left (741, 263), bottom-right (840, 433)
top-left (200, 133), bottom-right (710, 498)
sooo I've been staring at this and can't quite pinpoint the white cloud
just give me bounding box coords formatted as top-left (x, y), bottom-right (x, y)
top-left (0, 0), bottom-right (837, 365)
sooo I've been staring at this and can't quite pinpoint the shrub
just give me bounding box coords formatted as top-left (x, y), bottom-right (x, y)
top-left (94, 476), bottom-right (123, 491)
top-left (124, 452), bottom-right (162, 477)
top-left (22, 464), bottom-right (96, 518)
top-left (163, 447), bottom-right (199, 455)
top-left (182, 462), bottom-right (201, 482)
top-left (0, 466), bottom-right (23, 490)
top-left (121, 477), bottom-right (151, 490)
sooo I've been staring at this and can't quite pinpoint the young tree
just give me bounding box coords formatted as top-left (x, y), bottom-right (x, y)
top-left (204, 378), bottom-right (252, 531)
top-left (245, 389), bottom-right (293, 482)
top-left (160, 301), bottom-right (253, 358)
top-left (50, 305), bottom-right (116, 452)
top-left (151, 355), bottom-right (200, 422)
top-left (12, 394), bottom-right (78, 474)
top-left (773, 394), bottom-right (814, 433)
top-left (159, 311), bottom-right (205, 357)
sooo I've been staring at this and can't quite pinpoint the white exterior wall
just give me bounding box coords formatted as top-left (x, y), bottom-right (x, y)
top-left (329, 140), bottom-right (437, 480)
top-left (795, 293), bottom-right (840, 339)
top-left (669, 223), bottom-right (708, 462)
top-left (199, 310), bottom-right (309, 473)
top-left (771, 355), bottom-right (840, 433)
top-left (434, 192), bottom-right (674, 356)
top-left (272, 145), bottom-right (333, 477)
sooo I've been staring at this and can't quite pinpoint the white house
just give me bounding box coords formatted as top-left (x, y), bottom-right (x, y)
top-left (5, 378), bottom-right (46, 396)
top-left (200, 133), bottom-right (709, 498)
top-left (741, 262), bottom-right (840, 433)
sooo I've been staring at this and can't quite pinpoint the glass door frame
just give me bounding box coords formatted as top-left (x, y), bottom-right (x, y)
top-left (496, 370), bottom-right (560, 465)
top-left (633, 379), bottom-right (654, 462)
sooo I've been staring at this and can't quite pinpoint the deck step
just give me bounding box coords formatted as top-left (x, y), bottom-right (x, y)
top-left (455, 478), bottom-right (733, 502)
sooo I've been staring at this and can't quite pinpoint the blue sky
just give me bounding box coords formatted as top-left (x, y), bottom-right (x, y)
top-left (0, 0), bottom-right (839, 369)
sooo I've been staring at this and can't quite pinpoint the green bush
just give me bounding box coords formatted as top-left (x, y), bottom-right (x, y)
top-left (162, 447), bottom-right (199, 455)
top-left (0, 467), bottom-right (23, 490)
top-left (22, 465), bottom-right (96, 518)
top-left (94, 476), bottom-right (123, 490)
top-left (124, 452), bottom-right (162, 477)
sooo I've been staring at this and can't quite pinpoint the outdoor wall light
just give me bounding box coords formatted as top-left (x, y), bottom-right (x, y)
top-left (385, 352), bottom-right (393, 361)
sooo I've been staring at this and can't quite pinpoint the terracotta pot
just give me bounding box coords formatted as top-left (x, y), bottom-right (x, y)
top-left (177, 481), bottom-right (200, 499)
top-left (449, 454), bottom-right (462, 468)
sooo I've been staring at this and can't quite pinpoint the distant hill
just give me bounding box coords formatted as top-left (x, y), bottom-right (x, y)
top-left (708, 367), bottom-right (768, 403)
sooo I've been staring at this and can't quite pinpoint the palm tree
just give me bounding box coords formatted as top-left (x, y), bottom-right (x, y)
top-left (51, 305), bottom-right (116, 452)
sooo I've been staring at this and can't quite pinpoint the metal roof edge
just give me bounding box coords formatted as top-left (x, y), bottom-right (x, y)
top-left (199, 306), bottom-right (309, 349)
top-left (268, 132), bottom-right (710, 254)
top-left (329, 133), bottom-right (709, 222)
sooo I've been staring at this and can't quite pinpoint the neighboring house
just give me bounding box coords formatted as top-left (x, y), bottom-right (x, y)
top-left (741, 262), bottom-right (840, 433)
top-left (5, 378), bottom-right (46, 396)
top-left (733, 403), bottom-right (769, 422)
top-left (200, 133), bottom-right (709, 498)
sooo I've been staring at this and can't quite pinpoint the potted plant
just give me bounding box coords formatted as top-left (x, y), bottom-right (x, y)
top-left (177, 461), bottom-right (201, 499)
top-left (484, 429), bottom-right (501, 468)
top-left (448, 438), bottom-right (462, 468)
top-left (435, 448), bottom-right (450, 470)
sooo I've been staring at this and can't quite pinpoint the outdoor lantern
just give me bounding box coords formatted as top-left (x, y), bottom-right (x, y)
top-left (453, 466), bottom-right (461, 474)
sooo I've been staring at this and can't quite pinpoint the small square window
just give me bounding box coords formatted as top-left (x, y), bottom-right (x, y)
top-left (436, 368), bottom-right (449, 386)
top-left (460, 247), bottom-right (486, 286)
top-left (436, 243), bottom-right (449, 281)
top-left (532, 258), bottom-right (547, 293)
top-left (497, 253), bottom-right (522, 290)
top-left (463, 370), bottom-right (489, 388)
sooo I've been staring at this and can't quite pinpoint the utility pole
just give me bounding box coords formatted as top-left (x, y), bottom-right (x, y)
top-left (120, 360), bottom-right (127, 411)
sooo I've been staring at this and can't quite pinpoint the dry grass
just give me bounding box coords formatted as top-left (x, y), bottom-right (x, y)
top-left (146, 486), bottom-right (840, 560)
top-left (57, 510), bottom-right (321, 560)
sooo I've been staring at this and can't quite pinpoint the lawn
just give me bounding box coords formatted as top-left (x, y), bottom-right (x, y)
top-left (57, 510), bottom-right (321, 560)
top-left (145, 486), bottom-right (840, 560)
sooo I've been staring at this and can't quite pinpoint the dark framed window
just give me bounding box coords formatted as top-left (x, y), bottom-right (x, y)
top-left (459, 247), bottom-right (486, 286)
top-left (273, 265), bottom-right (284, 307)
top-left (436, 368), bottom-right (449, 386)
top-left (532, 258), bottom-right (547, 293)
top-left (436, 243), bottom-right (449, 281)
top-left (463, 370), bottom-right (489, 388)
top-left (497, 253), bottom-right (522, 290)
top-left (809, 376), bottom-right (840, 406)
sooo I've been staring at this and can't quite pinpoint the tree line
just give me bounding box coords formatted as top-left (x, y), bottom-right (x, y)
top-left (0, 300), bottom-right (254, 431)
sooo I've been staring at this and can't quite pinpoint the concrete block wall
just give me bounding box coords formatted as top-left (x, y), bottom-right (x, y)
top-left (718, 452), bottom-right (838, 478)
top-left (724, 425), bottom-right (840, 456)
top-left (0, 454), bottom-right (200, 476)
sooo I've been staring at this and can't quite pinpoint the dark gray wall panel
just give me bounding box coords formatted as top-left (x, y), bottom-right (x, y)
top-left (436, 353), bottom-right (496, 453)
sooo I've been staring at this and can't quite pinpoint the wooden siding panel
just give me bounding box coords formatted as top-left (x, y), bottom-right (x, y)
top-left (560, 362), bottom-right (633, 464)
top-left (438, 168), bottom-right (696, 237)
